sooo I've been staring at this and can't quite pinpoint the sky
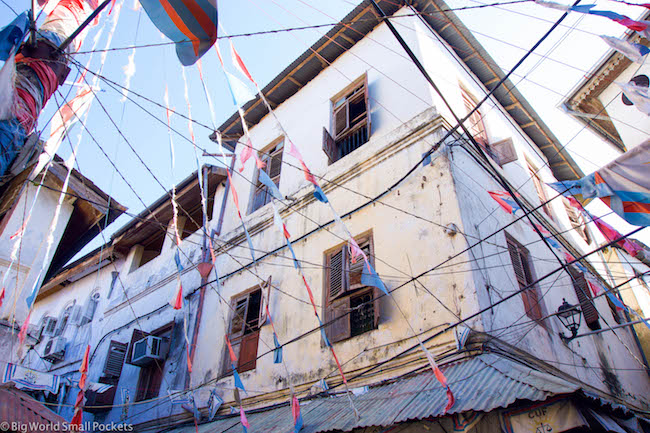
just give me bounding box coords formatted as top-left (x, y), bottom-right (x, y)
top-left (1, 0), bottom-right (648, 259)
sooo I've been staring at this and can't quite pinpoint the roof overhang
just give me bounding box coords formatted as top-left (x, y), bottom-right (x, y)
top-left (211, 0), bottom-right (583, 181)
top-left (111, 165), bottom-right (227, 253)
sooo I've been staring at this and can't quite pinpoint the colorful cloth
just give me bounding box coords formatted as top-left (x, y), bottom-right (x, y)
top-left (600, 35), bottom-right (650, 63)
top-left (488, 191), bottom-right (521, 215)
top-left (0, 11), bottom-right (29, 61)
top-left (3, 363), bottom-right (61, 393)
top-left (138, 0), bottom-right (218, 65)
top-left (548, 140), bottom-right (650, 226)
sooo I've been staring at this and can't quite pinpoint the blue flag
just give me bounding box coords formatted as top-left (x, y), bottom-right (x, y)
top-left (0, 12), bottom-right (29, 61)
top-left (273, 333), bottom-right (282, 364)
top-left (361, 261), bottom-right (389, 295)
top-left (258, 170), bottom-right (283, 200)
top-left (313, 185), bottom-right (328, 203)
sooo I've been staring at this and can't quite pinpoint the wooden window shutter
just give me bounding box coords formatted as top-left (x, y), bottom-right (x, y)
top-left (507, 237), bottom-right (528, 288)
top-left (527, 162), bottom-right (552, 217)
top-left (363, 74), bottom-right (371, 137)
top-left (325, 297), bottom-right (351, 344)
top-left (328, 248), bottom-right (346, 301)
top-left (490, 137), bottom-right (517, 166)
top-left (569, 268), bottom-right (600, 330)
top-left (238, 331), bottom-right (259, 373)
top-left (322, 127), bottom-right (337, 164)
top-left (334, 104), bottom-right (348, 137)
top-left (268, 148), bottom-right (283, 181)
top-left (103, 341), bottom-right (128, 378)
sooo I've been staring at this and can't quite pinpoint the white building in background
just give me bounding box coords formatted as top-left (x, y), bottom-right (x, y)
top-left (15, 0), bottom-right (650, 431)
top-left (0, 153), bottom-right (124, 363)
top-left (563, 11), bottom-right (650, 154)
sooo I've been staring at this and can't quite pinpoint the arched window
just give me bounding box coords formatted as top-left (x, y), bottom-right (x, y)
top-left (622, 74), bottom-right (649, 106)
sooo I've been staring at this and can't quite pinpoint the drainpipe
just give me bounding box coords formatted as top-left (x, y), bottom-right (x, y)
top-left (185, 155), bottom-right (235, 388)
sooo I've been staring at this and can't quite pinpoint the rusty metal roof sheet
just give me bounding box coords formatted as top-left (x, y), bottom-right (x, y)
top-left (0, 384), bottom-right (66, 429)
top-left (172, 353), bottom-right (581, 433)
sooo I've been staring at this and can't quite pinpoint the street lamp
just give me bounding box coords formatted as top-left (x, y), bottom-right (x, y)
top-left (557, 298), bottom-right (581, 342)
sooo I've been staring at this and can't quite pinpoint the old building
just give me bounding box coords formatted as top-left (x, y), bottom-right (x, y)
top-left (14, 0), bottom-right (650, 431)
top-left (563, 12), bottom-right (650, 154)
top-left (0, 152), bottom-right (124, 366)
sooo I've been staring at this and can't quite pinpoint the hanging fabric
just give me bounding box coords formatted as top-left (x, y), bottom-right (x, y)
top-left (548, 140), bottom-right (650, 226)
top-left (138, 0), bottom-right (218, 65)
top-left (600, 35), bottom-right (650, 63)
top-left (488, 191), bottom-right (522, 215)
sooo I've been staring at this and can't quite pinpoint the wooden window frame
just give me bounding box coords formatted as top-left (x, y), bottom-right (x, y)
top-left (222, 279), bottom-right (271, 376)
top-left (567, 267), bottom-right (601, 331)
top-left (250, 139), bottom-right (284, 214)
top-left (133, 323), bottom-right (173, 402)
top-left (563, 199), bottom-right (591, 244)
top-left (461, 87), bottom-right (489, 150)
top-left (102, 341), bottom-right (128, 384)
top-left (526, 160), bottom-right (553, 219)
top-left (506, 234), bottom-right (546, 326)
top-left (323, 75), bottom-right (371, 164)
top-left (323, 232), bottom-right (380, 344)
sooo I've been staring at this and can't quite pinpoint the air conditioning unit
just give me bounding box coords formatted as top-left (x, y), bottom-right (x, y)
top-left (68, 305), bottom-right (84, 325)
top-left (43, 337), bottom-right (67, 362)
top-left (131, 336), bottom-right (169, 366)
top-left (42, 317), bottom-right (58, 337)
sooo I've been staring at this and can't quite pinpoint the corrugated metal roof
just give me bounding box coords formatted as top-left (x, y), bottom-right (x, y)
top-left (0, 384), bottom-right (66, 428)
top-left (172, 353), bottom-right (581, 433)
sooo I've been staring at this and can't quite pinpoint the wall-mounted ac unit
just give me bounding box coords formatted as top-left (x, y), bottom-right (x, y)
top-left (69, 305), bottom-right (84, 325)
top-left (131, 336), bottom-right (168, 366)
top-left (42, 317), bottom-right (58, 337)
top-left (43, 337), bottom-right (66, 362)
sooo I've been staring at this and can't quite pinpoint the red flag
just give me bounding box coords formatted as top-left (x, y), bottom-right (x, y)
top-left (18, 312), bottom-right (31, 346)
top-left (70, 407), bottom-right (83, 429)
top-left (79, 345), bottom-right (90, 374)
top-left (0, 287), bottom-right (4, 308)
top-left (239, 141), bottom-right (253, 172)
top-left (282, 223), bottom-right (291, 240)
top-left (301, 276), bottom-right (318, 316)
top-left (172, 282), bottom-right (183, 310)
top-left (226, 336), bottom-right (238, 364)
top-left (186, 347), bottom-right (193, 373)
top-left (329, 347), bottom-right (347, 385)
top-left (230, 42), bottom-right (257, 87)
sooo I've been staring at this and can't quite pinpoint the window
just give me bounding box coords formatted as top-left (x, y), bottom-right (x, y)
top-left (102, 341), bottom-right (128, 384)
top-left (323, 234), bottom-right (380, 344)
top-left (568, 267), bottom-right (601, 331)
top-left (527, 160), bottom-right (553, 218)
top-left (563, 199), bottom-right (591, 244)
top-left (462, 88), bottom-right (488, 149)
top-left (323, 77), bottom-right (370, 164)
top-left (506, 235), bottom-right (545, 324)
top-left (130, 324), bottom-right (173, 402)
top-left (40, 316), bottom-right (57, 339)
top-left (222, 280), bottom-right (270, 375)
top-left (250, 140), bottom-right (284, 213)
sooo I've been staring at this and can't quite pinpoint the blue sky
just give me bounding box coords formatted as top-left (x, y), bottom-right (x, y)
top-left (1, 0), bottom-right (648, 255)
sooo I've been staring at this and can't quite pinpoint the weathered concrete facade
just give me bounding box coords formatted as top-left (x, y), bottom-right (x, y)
top-left (15, 0), bottom-right (650, 430)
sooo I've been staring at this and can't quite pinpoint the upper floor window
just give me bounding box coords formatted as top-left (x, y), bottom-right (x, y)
top-left (526, 160), bottom-right (553, 219)
top-left (567, 267), bottom-right (600, 331)
top-left (324, 233), bottom-right (380, 344)
top-left (506, 234), bottom-right (545, 325)
top-left (250, 140), bottom-right (284, 213)
top-left (222, 280), bottom-right (270, 375)
top-left (323, 76), bottom-right (370, 164)
top-left (563, 199), bottom-right (590, 244)
top-left (462, 88), bottom-right (488, 149)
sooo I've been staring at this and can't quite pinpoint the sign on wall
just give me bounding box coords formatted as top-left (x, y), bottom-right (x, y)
top-left (501, 399), bottom-right (587, 433)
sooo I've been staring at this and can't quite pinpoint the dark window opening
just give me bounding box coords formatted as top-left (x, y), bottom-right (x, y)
top-left (622, 74), bottom-right (649, 106)
top-left (323, 78), bottom-right (370, 164)
top-left (324, 234), bottom-right (380, 344)
top-left (507, 234), bottom-right (546, 325)
top-left (251, 141), bottom-right (284, 213)
top-left (223, 286), bottom-right (266, 375)
top-left (137, 234), bottom-right (165, 269)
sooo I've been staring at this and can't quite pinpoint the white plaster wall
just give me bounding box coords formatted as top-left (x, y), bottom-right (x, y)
top-left (0, 182), bottom-right (74, 324)
top-left (597, 61), bottom-right (650, 151)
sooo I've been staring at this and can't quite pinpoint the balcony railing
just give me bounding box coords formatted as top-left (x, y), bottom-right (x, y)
top-left (336, 125), bottom-right (369, 159)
